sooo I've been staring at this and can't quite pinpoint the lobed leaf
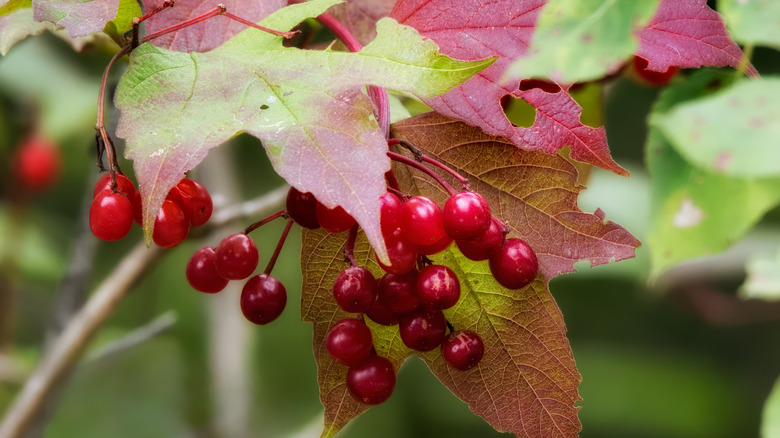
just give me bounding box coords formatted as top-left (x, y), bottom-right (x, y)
top-left (33, 0), bottom-right (120, 37)
top-left (718, 0), bottom-right (780, 49)
top-left (653, 78), bottom-right (780, 179)
top-left (328, 0), bottom-right (395, 45)
top-left (115, 0), bottom-right (491, 261)
top-left (102, 0), bottom-right (140, 46)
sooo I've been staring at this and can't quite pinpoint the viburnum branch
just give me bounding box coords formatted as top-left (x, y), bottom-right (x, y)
top-left (389, 138), bottom-right (470, 190)
top-left (263, 219), bottom-right (294, 275)
top-left (243, 209), bottom-right (287, 235)
top-left (316, 12), bottom-right (390, 138)
top-left (344, 224), bottom-right (358, 267)
top-left (387, 151), bottom-right (458, 196)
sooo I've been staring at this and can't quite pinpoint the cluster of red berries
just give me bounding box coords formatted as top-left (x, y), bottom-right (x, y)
top-left (89, 174), bottom-right (213, 247)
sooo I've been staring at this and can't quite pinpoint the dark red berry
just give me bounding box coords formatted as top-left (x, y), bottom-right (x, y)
top-left (169, 178), bottom-right (212, 227)
top-left (241, 274), bottom-right (287, 324)
top-left (441, 330), bottom-right (484, 371)
top-left (325, 318), bottom-right (373, 366)
top-left (489, 238), bottom-right (538, 289)
top-left (633, 55), bottom-right (677, 85)
top-left (132, 191), bottom-right (143, 225)
top-left (455, 219), bottom-right (503, 261)
top-left (93, 173), bottom-right (136, 200)
top-left (186, 247), bottom-right (228, 293)
top-left (379, 191), bottom-right (403, 236)
top-left (347, 355), bottom-right (396, 405)
top-left (316, 202), bottom-right (356, 233)
top-left (398, 309), bottom-right (446, 352)
top-left (89, 190), bottom-right (133, 241)
top-left (365, 292), bottom-right (399, 326)
top-left (13, 135), bottom-right (61, 192)
top-left (442, 192), bottom-right (491, 240)
top-left (376, 228), bottom-right (417, 275)
top-left (417, 265), bottom-right (460, 310)
top-left (286, 187), bottom-right (320, 229)
top-left (417, 233), bottom-right (453, 256)
top-left (377, 270), bottom-right (420, 315)
top-left (214, 233), bottom-right (259, 280)
top-left (333, 266), bottom-right (377, 313)
top-left (400, 196), bottom-right (445, 246)
top-left (152, 199), bottom-right (190, 249)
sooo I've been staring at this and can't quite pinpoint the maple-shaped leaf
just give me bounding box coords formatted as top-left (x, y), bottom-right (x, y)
top-left (142, 0), bottom-right (286, 52)
top-left (328, 0), bottom-right (395, 45)
top-left (390, 0), bottom-right (630, 176)
top-left (33, 0), bottom-right (119, 37)
top-left (115, 0), bottom-right (493, 261)
top-left (635, 0), bottom-right (758, 76)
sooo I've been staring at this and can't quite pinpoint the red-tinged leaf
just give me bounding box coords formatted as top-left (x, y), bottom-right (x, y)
top-left (391, 112), bottom-right (640, 278)
top-left (302, 231), bottom-right (581, 438)
top-left (635, 0), bottom-right (758, 76)
top-left (33, 0), bottom-right (119, 37)
top-left (328, 0), bottom-right (395, 45)
top-left (142, 0), bottom-right (286, 52)
top-left (390, 0), bottom-right (629, 176)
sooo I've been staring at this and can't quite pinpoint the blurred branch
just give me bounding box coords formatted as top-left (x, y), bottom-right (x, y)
top-left (0, 188), bottom-right (289, 438)
top-left (84, 311), bottom-right (177, 364)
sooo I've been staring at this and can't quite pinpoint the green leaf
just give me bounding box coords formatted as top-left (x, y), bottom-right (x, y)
top-left (507, 0), bottom-right (659, 83)
top-left (718, 0), bottom-right (780, 49)
top-left (764, 375), bottom-right (780, 438)
top-left (0, 0), bottom-right (31, 17)
top-left (646, 70), bottom-right (780, 276)
top-left (102, 0), bottom-right (140, 46)
top-left (740, 249), bottom-right (780, 301)
top-left (653, 78), bottom-right (780, 179)
top-left (32, 0), bottom-right (121, 38)
top-left (115, 0), bottom-right (492, 261)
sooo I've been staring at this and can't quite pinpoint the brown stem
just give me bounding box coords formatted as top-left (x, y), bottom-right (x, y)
top-left (242, 209), bottom-right (287, 235)
top-left (387, 151), bottom-right (457, 196)
top-left (263, 219), bottom-right (294, 275)
top-left (344, 224), bottom-right (358, 267)
top-left (388, 138), bottom-right (470, 190)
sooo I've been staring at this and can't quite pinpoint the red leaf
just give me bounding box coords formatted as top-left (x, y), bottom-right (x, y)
top-left (33, 0), bottom-right (119, 37)
top-left (635, 0), bottom-right (758, 76)
top-left (142, 0), bottom-right (286, 52)
top-left (328, 0), bottom-right (395, 45)
top-left (390, 0), bottom-right (630, 176)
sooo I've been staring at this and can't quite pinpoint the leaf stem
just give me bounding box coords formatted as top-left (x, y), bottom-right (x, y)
top-left (386, 151), bottom-right (458, 196)
top-left (140, 5), bottom-right (224, 43)
top-left (243, 209), bottom-right (287, 235)
top-left (95, 44), bottom-right (131, 181)
top-left (222, 11), bottom-right (298, 39)
top-left (388, 138), bottom-right (470, 190)
top-left (316, 12), bottom-right (390, 138)
top-left (263, 219), bottom-right (294, 275)
top-left (132, 0), bottom-right (175, 47)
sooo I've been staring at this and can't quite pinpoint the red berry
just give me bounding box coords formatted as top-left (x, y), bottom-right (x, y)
top-left (13, 135), bottom-right (61, 192)
top-left (455, 219), bottom-right (503, 261)
top-left (441, 330), bottom-right (484, 371)
top-left (398, 308), bottom-right (446, 352)
top-left (417, 233), bottom-right (453, 256)
top-left (489, 238), bottom-right (538, 289)
top-left (376, 228), bottom-right (417, 275)
top-left (325, 318), bottom-right (373, 366)
top-left (93, 173), bottom-right (136, 200)
top-left (89, 190), bottom-right (133, 241)
top-left (417, 265), bottom-right (460, 310)
top-left (379, 192), bottom-right (403, 236)
top-left (400, 196), bottom-right (445, 246)
top-left (241, 274), bottom-right (287, 325)
top-left (377, 270), bottom-right (420, 315)
top-left (333, 266), bottom-right (377, 313)
top-left (286, 187), bottom-right (320, 229)
top-left (186, 247), bottom-right (229, 293)
top-left (152, 199), bottom-right (190, 249)
top-left (132, 191), bottom-right (143, 225)
top-left (347, 355), bottom-right (396, 405)
top-left (214, 233), bottom-right (259, 280)
top-left (169, 178), bottom-right (213, 226)
top-left (364, 292), bottom-right (399, 326)
top-left (316, 202), bottom-right (356, 233)
top-left (442, 192), bottom-right (491, 240)
top-left (633, 55), bottom-right (678, 85)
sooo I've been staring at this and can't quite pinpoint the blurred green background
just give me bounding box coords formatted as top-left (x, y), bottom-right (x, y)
top-left (1, 25), bottom-right (780, 438)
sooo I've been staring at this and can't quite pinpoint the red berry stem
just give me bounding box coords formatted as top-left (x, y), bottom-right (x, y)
top-left (132, 0), bottom-right (174, 47)
top-left (386, 151), bottom-right (458, 196)
top-left (317, 12), bottom-right (390, 138)
top-left (141, 5), bottom-right (224, 43)
top-left (95, 44), bottom-right (131, 176)
top-left (385, 172), bottom-right (402, 193)
top-left (243, 209), bottom-right (287, 235)
top-left (446, 319), bottom-right (455, 334)
top-left (263, 219), bottom-right (294, 275)
top-left (344, 224), bottom-right (358, 267)
top-left (222, 11), bottom-right (299, 39)
top-left (388, 138), bottom-right (470, 190)
top-left (385, 186), bottom-right (405, 199)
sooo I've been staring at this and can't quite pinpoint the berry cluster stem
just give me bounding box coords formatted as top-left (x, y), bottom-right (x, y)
top-left (344, 224), bottom-right (358, 267)
top-left (386, 151), bottom-right (458, 196)
top-left (132, 0), bottom-right (175, 47)
top-left (263, 219), bottom-right (294, 275)
top-left (243, 209), bottom-right (287, 235)
top-left (388, 138), bottom-right (471, 190)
